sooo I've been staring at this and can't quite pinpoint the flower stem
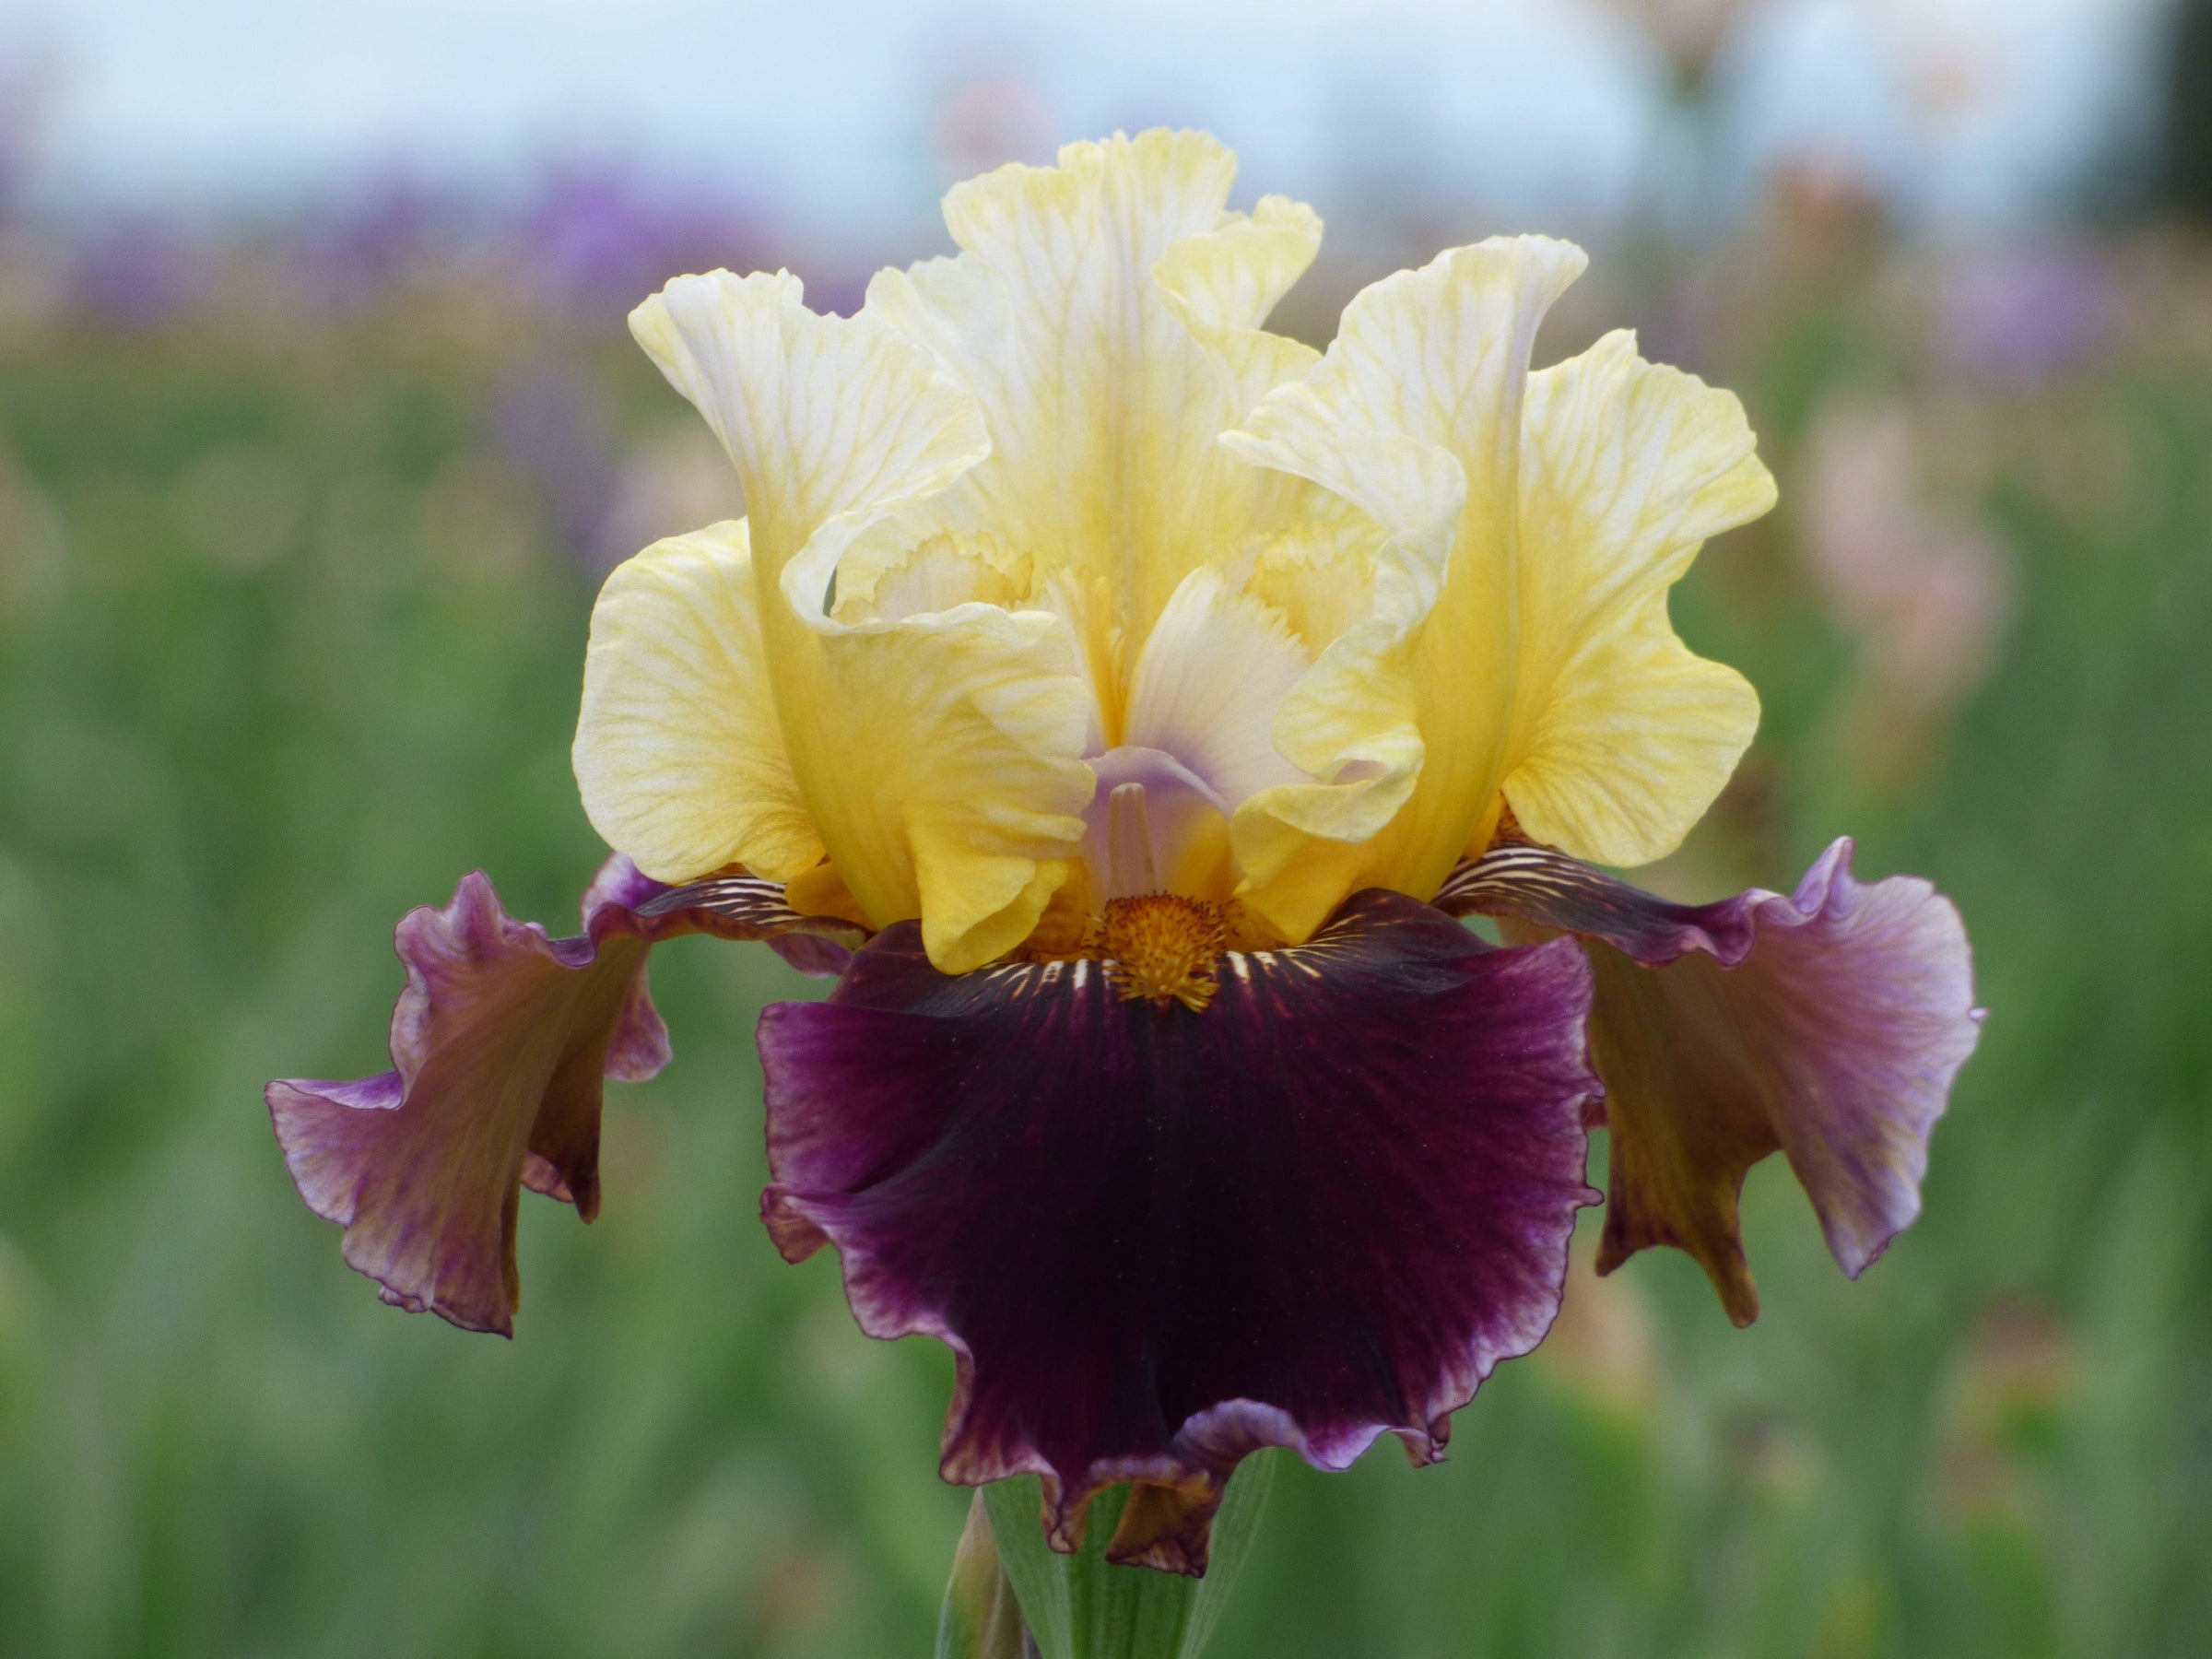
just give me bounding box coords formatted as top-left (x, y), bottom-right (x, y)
top-left (957, 1456), bottom-right (1275, 1659)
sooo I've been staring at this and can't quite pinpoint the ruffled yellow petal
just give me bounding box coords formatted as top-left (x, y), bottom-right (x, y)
top-left (865, 130), bottom-right (1322, 651)
top-left (1152, 193), bottom-right (1324, 423)
top-left (622, 270), bottom-right (1092, 971)
top-left (1246, 496), bottom-right (1383, 656)
top-left (572, 520), bottom-right (821, 885)
top-left (1503, 331), bottom-right (1772, 865)
top-left (830, 529), bottom-right (1030, 623)
top-left (1223, 237), bottom-right (1588, 939)
top-left (629, 272), bottom-right (986, 598)
top-left (593, 147), bottom-right (1766, 971)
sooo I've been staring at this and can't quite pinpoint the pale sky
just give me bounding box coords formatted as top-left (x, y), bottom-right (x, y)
top-left (0, 0), bottom-right (2171, 235)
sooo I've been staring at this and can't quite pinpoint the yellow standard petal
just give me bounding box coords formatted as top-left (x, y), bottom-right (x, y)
top-left (1502, 330), bottom-right (1773, 867)
top-left (865, 130), bottom-right (1324, 651)
top-left (1223, 237), bottom-right (1588, 940)
top-left (573, 520), bottom-right (822, 885)
top-left (621, 270), bottom-right (1093, 971)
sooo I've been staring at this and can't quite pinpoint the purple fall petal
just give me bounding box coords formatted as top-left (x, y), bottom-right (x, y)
top-left (268, 856), bottom-right (865, 1335)
top-left (1441, 839), bottom-right (1983, 1324)
top-left (762, 930), bottom-right (857, 979)
top-left (639, 870), bottom-right (859, 979)
top-left (758, 890), bottom-right (1601, 1574)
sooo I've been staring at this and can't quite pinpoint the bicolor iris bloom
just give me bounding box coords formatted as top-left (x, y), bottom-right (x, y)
top-left (269, 132), bottom-right (1982, 1577)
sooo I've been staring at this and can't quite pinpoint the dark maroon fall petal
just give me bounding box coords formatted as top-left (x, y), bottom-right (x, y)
top-left (1440, 839), bottom-right (1982, 1324)
top-left (267, 857), bottom-right (865, 1335)
top-left (758, 890), bottom-right (1602, 1574)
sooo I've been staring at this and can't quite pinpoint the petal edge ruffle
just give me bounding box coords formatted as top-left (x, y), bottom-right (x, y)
top-left (1441, 839), bottom-right (1982, 1324)
top-left (1503, 331), bottom-right (1771, 868)
top-left (627, 268), bottom-right (1093, 972)
top-left (268, 857), bottom-right (864, 1335)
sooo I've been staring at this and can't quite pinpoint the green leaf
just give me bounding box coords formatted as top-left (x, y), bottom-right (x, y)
top-left (976, 1455), bottom-right (1275, 1659)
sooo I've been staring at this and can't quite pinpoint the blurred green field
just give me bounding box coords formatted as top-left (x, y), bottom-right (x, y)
top-left (1, 233), bottom-right (2208, 1657)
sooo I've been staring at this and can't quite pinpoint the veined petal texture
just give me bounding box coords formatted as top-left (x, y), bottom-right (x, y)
top-left (1503, 331), bottom-right (1772, 868)
top-left (574, 521), bottom-right (822, 886)
top-left (865, 129), bottom-right (1324, 647)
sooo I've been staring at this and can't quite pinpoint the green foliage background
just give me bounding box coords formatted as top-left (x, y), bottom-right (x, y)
top-left (1, 246), bottom-right (2206, 1656)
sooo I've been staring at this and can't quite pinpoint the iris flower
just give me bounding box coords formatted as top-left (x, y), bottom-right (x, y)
top-left (269, 132), bottom-right (1981, 1578)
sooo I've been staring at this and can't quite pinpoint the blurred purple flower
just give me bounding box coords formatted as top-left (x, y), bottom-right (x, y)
top-left (289, 169), bottom-right (461, 310)
top-left (1938, 245), bottom-right (2112, 383)
top-left (72, 218), bottom-right (211, 327)
top-left (514, 163), bottom-right (773, 314)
